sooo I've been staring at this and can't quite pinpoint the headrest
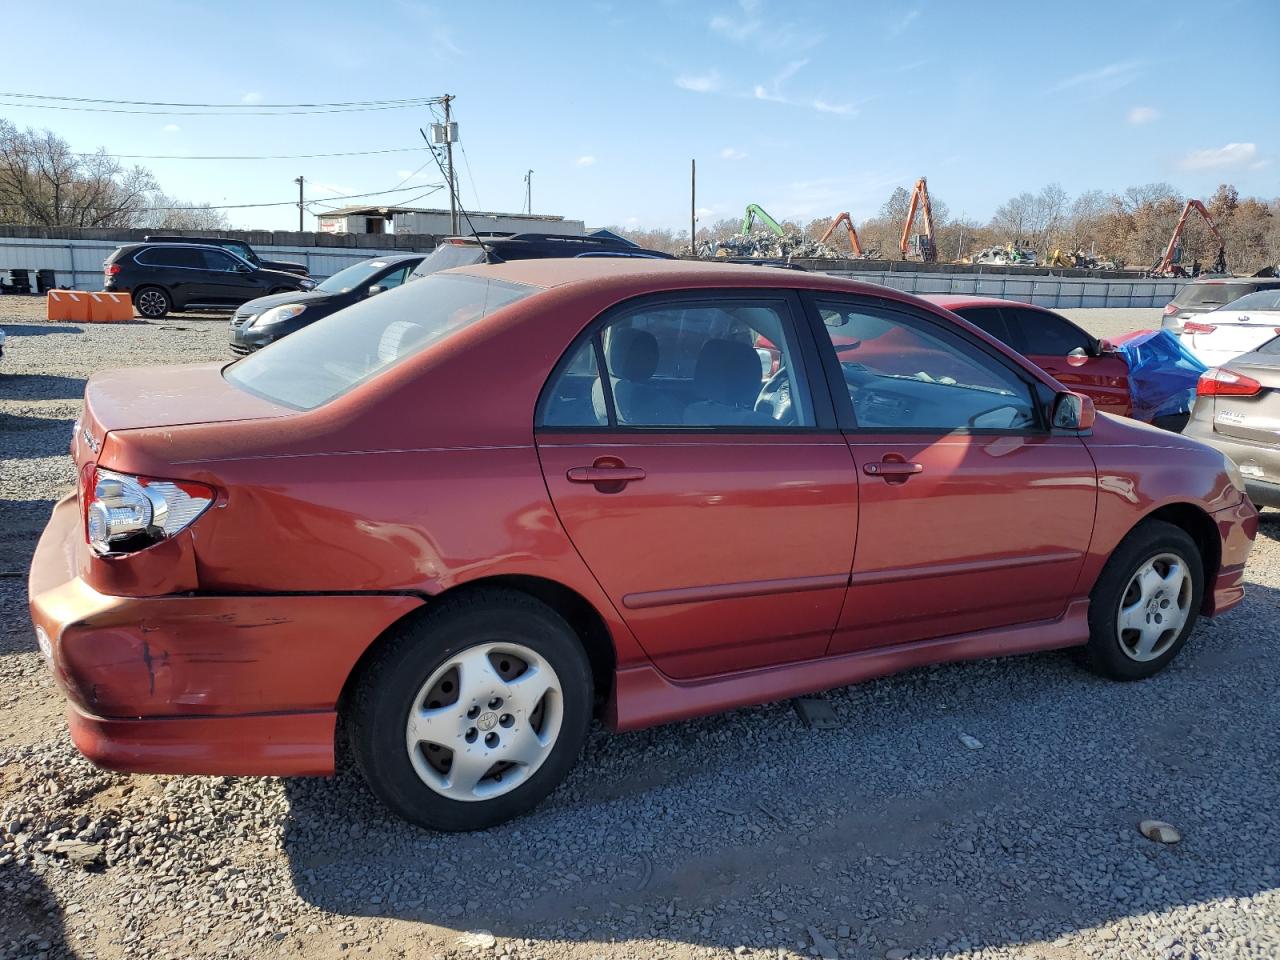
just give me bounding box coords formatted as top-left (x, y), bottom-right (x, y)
top-left (606, 327), bottom-right (659, 382)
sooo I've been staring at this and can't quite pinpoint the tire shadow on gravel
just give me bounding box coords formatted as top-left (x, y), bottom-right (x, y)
top-left (0, 374), bottom-right (87, 402)
top-left (1, 324), bottom-right (84, 337)
top-left (0, 414), bottom-right (78, 459)
top-left (0, 860), bottom-right (78, 959)
top-left (0, 498), bottom-right (55, 577)
top-left (277, 584), bottom-right (1280, 957)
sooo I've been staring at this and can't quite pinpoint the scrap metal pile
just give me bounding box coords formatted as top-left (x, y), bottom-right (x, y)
top-left (698, 230), bottom-right (849, 260)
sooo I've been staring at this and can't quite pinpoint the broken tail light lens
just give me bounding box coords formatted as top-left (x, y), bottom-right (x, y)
top-left (85, 468), bottom-right (214, 555)
top-left (1183, 321), bottom-right (1217, 334)
top-left (1196, 368), bottom-right (1262, 397)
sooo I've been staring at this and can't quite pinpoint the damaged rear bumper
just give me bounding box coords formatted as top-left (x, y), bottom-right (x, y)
top-left (28, 496), bottom-right (423, 776)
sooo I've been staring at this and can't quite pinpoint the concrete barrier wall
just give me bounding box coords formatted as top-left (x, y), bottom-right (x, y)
top-left (0, 236), bottom-right (417, 290)
top-left (816, 267), bottom-right (1188, 309)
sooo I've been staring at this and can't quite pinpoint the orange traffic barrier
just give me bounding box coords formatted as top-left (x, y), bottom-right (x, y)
top-left (87, 292), bottom-right (133, 323)
top-left (46, 289), bottom-right (90, 322)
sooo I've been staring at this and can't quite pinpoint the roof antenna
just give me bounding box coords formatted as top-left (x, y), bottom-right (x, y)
top-left (419, 127), bottom-right (502, 264)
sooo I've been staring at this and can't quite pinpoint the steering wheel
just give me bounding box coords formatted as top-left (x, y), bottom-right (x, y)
top-left (755, 368), bottom-right (796, 424)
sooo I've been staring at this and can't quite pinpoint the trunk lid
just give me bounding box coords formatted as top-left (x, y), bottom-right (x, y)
top-left (1210, 352), bottom-right (1280, 447)
top-left (75, 362), bottom-right (291, 471)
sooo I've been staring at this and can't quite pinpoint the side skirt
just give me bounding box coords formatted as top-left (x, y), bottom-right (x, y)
top-left (606, 598), bottom-right (1091, 732)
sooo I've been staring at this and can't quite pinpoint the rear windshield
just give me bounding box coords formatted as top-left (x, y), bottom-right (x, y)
top-left (1172, 283), bottom-right (1254, 308)
top-left (1214, 290), bottom-right (1280, 312)
top-left (408, 243), bottom-right (487, 280)
top-left (226, 273), bottom-right (536, 409)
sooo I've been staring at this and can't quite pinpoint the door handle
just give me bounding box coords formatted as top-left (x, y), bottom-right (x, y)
top-left (863, 460), bottom-right (923, 481)
top-left (567, 465), bottom-right (647, 483)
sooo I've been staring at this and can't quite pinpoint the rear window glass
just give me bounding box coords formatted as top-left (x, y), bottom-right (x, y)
top-left (1215, 290), bottom-right (1280, 312)
top-left (1172, 283), bottom-right (1253, 308)
top-left (226, 273), bottom-right (536, 409)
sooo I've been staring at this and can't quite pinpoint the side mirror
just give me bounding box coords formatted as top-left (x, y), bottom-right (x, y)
top-left (1096, 338), bottom-right (1117, 354)
top-left (367, 285), bottom-right (386, 297)
top-left (1052, 391), bottom-right (1096, 431)
top-left (234, 263), bottom-right (251, 274)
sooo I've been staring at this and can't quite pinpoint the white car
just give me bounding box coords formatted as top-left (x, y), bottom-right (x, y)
top-left (1180, 289), bottom-right (1280, 367)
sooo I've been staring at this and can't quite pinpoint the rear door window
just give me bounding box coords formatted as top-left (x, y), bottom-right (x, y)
top-left (138, 247), bottom-right (205, 269)
top-left (1002, 306), bottom-right (1092, 356)
top-left (539, 295), bottom-right (815, 429)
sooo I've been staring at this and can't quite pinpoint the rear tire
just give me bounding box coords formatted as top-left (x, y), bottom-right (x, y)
top-left (132, 286), bottom-right (171, 319)
top-left (1084, 519), bottom-right (1204, 681)
top-left (348, 589), bottom-right (593, 831)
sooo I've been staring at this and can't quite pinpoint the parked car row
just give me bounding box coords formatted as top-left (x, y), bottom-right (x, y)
top-left (30, 257), bottom-right (1259, 831)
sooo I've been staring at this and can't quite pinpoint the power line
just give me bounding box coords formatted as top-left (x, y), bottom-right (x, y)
top-left (72, 147), bottom-right (429, 161)
top-left (0, 100), bottom-right (442, 116)
top-left (459, 142), bottom-right (482, 210)
top-left (142, 181), bottom-right (444, 213)
top-left (1, 91), bottom-right (444, 109)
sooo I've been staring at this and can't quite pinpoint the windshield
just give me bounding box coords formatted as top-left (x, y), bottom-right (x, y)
top-left (316, 259), bottom-right (396, 294)
top-left (1214, 290), bottom-right (1280, 313)
top-left (227, 273), bottom-right (536, 410)
top-left (409, 243), bottom-right (487, 280)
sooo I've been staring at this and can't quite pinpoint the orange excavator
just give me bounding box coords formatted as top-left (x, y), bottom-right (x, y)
top-left (899, 177), bottom-right (937, 262)
top-left (1153, 199), bottom-right (1228, 276)
top-left (818, 211), bottom-right (865, 258)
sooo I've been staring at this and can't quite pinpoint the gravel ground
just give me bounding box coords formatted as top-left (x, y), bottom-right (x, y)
top-left (2, 298), bottom-right (1278, 960)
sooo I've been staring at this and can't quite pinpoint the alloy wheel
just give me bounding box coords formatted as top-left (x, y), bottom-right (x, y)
top-left (405, 641), bottom-right (563, 801)
top-left (136, 290), bottom-right (167, 317)
top-left (1116, 552), bottom-right (1192, 662)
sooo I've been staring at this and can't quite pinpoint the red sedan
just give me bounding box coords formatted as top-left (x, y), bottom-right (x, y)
top-left (30, 260), bottom-right (1257, 830)
top-left (923, 294), bottom-right (1134, 419)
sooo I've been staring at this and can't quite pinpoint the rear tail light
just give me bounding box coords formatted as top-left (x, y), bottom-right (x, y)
top-left (104, 263), bottom-right (121, 276)
top-left (1163, 303), bottom-right (1179, 315)
top-left (1183, 321), bottom-right (1217, 334)
top-left (1197, 367), bottom-right (1262, 397)
top-left (85, 468), bottom-right (214, 555)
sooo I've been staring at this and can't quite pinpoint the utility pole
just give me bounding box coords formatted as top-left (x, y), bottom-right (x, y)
top-left (524, 169), bottom-right (533, 215)
top-left (443, 95), bottom-right (458, 234)
top-left (294, 176), bottom-right (304, 231)
top-left (690, 158), bottom-right (696, 257)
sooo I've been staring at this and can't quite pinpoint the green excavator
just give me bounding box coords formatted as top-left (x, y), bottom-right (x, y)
top-left (741, 203), bottom-right (785, 236)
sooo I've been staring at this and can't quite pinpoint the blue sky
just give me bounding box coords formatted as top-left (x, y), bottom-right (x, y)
top-left (4, 0), bottom-right (1276, 232)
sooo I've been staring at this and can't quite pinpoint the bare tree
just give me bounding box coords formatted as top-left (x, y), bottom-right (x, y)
top-left (0, 119), bottom-right (157, 227)
top-left (139, 193), bottom-right (231, 231)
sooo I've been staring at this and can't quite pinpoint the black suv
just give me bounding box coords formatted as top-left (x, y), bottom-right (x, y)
top-left (144, 235), bottom-right (309, 276)
top-left (105, 242), bottom-right (313, 319)
top-left (405, 231), bottom-right (673, 280)
top-left (229, 253), bottom-right (424, 355)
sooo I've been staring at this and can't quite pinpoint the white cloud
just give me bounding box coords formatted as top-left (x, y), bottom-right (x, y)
top-left (812, 98), bottom-right (855, 115)
top-left (162, 123), bottom-right (181, 134)
top-left (1048, 60), bottom-right (1143, 95)
top-left (720, 147), bottom-right (747, 160)
top-left (1179, 142), bottom-right (1260, 171)
top-left (240, 92), bottom-right (262, 104)
top-left (676, 71), bottom-right (722, 93)
top-left (1127, 106), bottom-right (1159, 125)
top-left (576, 155), bottom-right (597, 167)
top-left (889, 9), bottom-right (919, 35)
top-left (708, 1), bottom-right (823, 53)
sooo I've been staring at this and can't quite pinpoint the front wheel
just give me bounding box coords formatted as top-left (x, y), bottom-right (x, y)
top-left (132, 286), bottom-right (171, 319)
top-left (347, 589), bottom-right (593, 831)
top-left (1084, 519), bottom-right (1204, 681)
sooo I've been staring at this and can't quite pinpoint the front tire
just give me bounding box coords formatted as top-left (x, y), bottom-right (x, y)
top-left (1084, 520), bottom-right (1204, 680)
top-left (132, 286), bottom-right (171, 319)
top-left (348, 589), bottom-right (593, 831)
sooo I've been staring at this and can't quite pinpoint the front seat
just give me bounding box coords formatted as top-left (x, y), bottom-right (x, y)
top-left (684, 338), bottom-right (773, 426)
top-left (591, 328), bottom-right (680, 424)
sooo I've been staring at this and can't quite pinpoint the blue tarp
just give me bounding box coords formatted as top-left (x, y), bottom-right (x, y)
top-left (1112, 329), bottom-right (1207, 421)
